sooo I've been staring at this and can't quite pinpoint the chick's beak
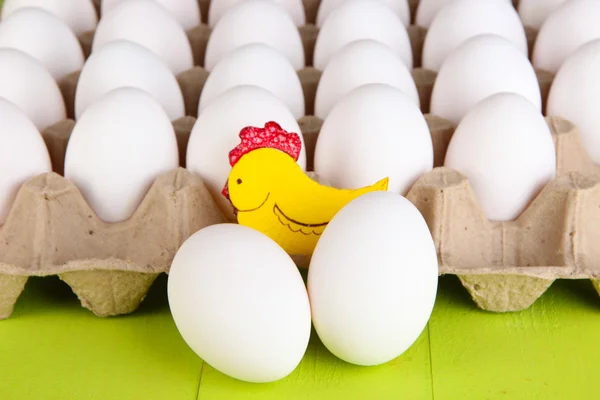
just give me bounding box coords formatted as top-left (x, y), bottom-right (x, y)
top-left (222, 182), bottom-right (229, 200)
top-left (222, 182), bottom-right (238, 216)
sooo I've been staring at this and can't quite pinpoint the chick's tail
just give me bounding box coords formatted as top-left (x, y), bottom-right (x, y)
top-left (371, 177), bottom-right (389, 192)
top-left (347, 177), bottom-right (389, 198)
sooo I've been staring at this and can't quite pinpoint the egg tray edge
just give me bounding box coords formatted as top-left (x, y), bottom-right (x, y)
top-left (2, 114), bottom-right (597, 319)
top-left (0, 164), bottom-right (227, 319)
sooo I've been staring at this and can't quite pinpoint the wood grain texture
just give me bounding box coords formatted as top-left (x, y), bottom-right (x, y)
top-left (197, 328), bottom-right (432, 400)
top-left (0, 276), bottom-right (203, 400)
top-left (429, 277), bottom-right (600, 399)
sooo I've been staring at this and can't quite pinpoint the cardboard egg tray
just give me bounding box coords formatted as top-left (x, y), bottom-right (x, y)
top-left (1, 0), bottom-right (597, 318)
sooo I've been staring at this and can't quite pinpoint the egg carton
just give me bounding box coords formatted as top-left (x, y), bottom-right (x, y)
top-left (410, 116), bottom-right (600, 312)
top-left (1, 0), bottom-right (590, 319)
top-left (37, 115), bottom-right (600, 316)
top-left (0, 116), bottom-right (228, 320)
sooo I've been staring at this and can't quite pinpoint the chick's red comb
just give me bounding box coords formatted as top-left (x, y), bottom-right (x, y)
top-left (228, 121), bottom-right (302, 167)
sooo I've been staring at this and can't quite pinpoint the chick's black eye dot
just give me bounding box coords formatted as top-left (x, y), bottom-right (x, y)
top-left (236, 178), bottom-right (242, 185)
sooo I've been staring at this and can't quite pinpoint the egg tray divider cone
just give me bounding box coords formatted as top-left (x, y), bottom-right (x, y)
top-left (1, 0), bottom-right (591, 318)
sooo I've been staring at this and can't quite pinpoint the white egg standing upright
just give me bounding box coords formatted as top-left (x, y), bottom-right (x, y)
top-left (0, 98), bottom-right (52, 225)
top-left (0, 8), bottom-right (84, 82)
top-left (308, 191), bottom-right (438, 366)
top-left (187, 85), bottom-right (306, 220)
top-left (102, 0), bottom-right (202, 31)
top-left (204, 0), bottom-right (305, 71)
top-left (313, 0), bottom-right (413, 70)
top-left (547, 39), bottom-right (600, 165)
top-left (532, 0), bottom-right (600, 74)
top-left (316, 0), bottom-right (411, 28)
top-left (315, 39), bottom-right (419, 119)
top-left (208, 0), bottom-right (306, 27)
top-left (416, 0), bottom-right (512, 28)
top-left (431, 34), bottom-right (541, 125)
top-left (314, 83), bottom-right (433, 195)
top-left (518, 0), bottom-right (568, 29)
top-left (168, 224), bottom-right (312, 383)
top-left (92, 0), bottom-right (194, 75)
top-left (75, 40), bottom-right (185, 121)
top-left (1, 0), bottom-right (97, 36)
top-left (199, 43), bottom-right (305, 119)
top-left (0, 48), bottom-right (66, 131)
top-left (444, 93), bottom-right (556, 221)
top-left (422, 0), bottom-right (527, 71)
top-left (64, 87), bottom-right (179, 223)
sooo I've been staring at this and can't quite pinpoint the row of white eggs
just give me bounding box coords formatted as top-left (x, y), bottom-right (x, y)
top-left (2, 0), bottom-right (596, 216)
top-left (0, 75), bottom-right (553, 227)
top-left (3, 15), bottom-right (596, 225)
top-left (2, 0), bottom-right (598, 78)
top-left (1, 6), bottom-right (600, 214)
top-left (1, 0), bottom-right (600, 122)
top-left (0, 1), bottom-right (556, 128)
top-left (0, 0), bottom-right (577, 33)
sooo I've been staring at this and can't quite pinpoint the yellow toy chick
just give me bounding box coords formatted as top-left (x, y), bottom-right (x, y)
top-left (222, 121), bottom-right (389, 257)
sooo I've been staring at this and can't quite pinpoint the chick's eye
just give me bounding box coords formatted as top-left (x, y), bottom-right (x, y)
top-left (236, 178), bottom-right (242, 185)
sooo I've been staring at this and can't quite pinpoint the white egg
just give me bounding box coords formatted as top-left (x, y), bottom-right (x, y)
top-left (315, 39), bottom-right (419, 119)
top-left (445, 93), bottom-right (556, 221)
top-left (532, 0), bottom-right (600, 74)
top-left (0, 8), bottom-right (84, 82)
top-left (316, 0), bottom-right (410, 28)
top-left (0, 49), bottom-right (66, 131)
top-left (205, 0), bottom-right (305, 71)
top-left (1, 0), bottom-right (97, 36)
top-left (314, 84), bottom-right (433, 194)
top-left (199, 43), bottom-right (305, 119)
top-left (308, 191), bottom-right (438, 366)
top-left (431, 34), bottom-right (541, 126)
top-left (422, 0), bottom-right (527, 72)
top-left (64, 87), bottom-right (179, 223)
top-left (75, 40), bottom-right (184, 121)
top-left (102, 0), bottom-right (202, 31)
top-left (518, 0), bottom-right (568, 29)
top-left (187, 85), bottom-right (306, 219)
top-left (92, 0), bottom-right (194, 75)
top-left (208, 0), bottom-right (306, 27)
top-left (547, 39), bottom-right (600, 165)
top-left (415, 0), bottom-right (454, 28)
top-left (168, 223), bottom-right (311, 383)
top-left (314, 1), bottom-right (412, 71)
top-left (0, 98), bottom-right (52, 225)
top-left (416, 0), bottom-right (512, 28)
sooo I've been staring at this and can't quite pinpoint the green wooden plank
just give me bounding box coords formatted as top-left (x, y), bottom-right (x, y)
top-left (0, 275), bottom-right (203, 400)
top-left (197, 326), bottom-right (433, 400)
top-left (429, 276), bottom-right (600, 400)
top-left (6, 273), bottom-right (600, 399)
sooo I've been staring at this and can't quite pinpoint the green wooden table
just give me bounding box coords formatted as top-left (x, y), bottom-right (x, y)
top-left (0, 275), bottom-right (597, 399)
